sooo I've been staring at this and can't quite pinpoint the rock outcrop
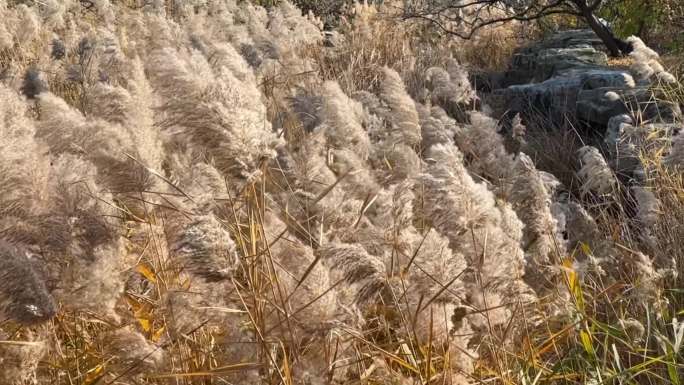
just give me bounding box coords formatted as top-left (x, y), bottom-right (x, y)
top-left (487, 29), bottom-right (681, 128)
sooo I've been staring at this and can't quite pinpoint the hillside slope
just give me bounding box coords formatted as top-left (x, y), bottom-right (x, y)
top-left (0, 1), bottom-right (682, 384)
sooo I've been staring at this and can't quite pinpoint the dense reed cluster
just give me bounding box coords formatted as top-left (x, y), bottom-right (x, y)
top-left (0, 1), bottom-right (682, 384)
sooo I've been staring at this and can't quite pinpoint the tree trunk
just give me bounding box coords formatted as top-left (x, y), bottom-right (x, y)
top-left (580, 6), bottom-right (632, 57)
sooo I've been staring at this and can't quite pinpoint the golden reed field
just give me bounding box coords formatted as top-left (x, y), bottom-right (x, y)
top-left (0, 1), bottom-right (683, 384)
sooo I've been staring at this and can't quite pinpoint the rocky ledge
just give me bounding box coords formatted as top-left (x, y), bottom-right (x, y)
top-left (485, 29), bottom-right (681, 128)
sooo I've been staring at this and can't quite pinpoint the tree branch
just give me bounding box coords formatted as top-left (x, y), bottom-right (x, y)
top-left (401, 0), bottom-right (579, 40)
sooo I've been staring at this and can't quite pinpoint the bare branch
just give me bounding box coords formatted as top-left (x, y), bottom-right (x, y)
top-left (401, 0), bottom-right (579, 40)
top-left (398, 0), bottom-right (630, 57)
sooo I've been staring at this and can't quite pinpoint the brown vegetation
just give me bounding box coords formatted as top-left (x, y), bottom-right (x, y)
top-left (0, 1), bottom-right (682, 384)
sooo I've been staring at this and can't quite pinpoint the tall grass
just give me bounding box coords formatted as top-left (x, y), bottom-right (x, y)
top-left (0, 1), bottom-right (682, 385)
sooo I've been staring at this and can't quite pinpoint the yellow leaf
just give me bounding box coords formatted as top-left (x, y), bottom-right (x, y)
top-left (562, 257), bottom-right (576, 291)
top-left (390, 357), bottom-right (420, 374)
top-left (646, 130), bottom-right (661, 140)
top-left (136, 264), bottom-right (157, 283)
top-left (138, 317), bottom-right (152, 332)
top-left (580, 242), bottom-right (592, 257)
top-left (580, 330), bottom-right (595, 357)
top-left (563, 257), bottom-right (585, 310)
top-left (152, 326), bottom-right (166, 342)
top-left (83, 364), bottom-right (105, 385)
top-left (126, 295), bottom-right (142, 312)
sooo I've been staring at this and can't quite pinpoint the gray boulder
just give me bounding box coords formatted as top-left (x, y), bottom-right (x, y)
top-left (507, 46), bottom-right (607, 84)
top-left (503, 29), bottom-right (608, 86)
top-left (577, 86), bottom-right (681, 126)
top-left (496, 68), bottom-right (637, 124)
top-left (531, 29), bottom-right (606, 51)
top-left (488, 29), bottom-right (680, 128)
